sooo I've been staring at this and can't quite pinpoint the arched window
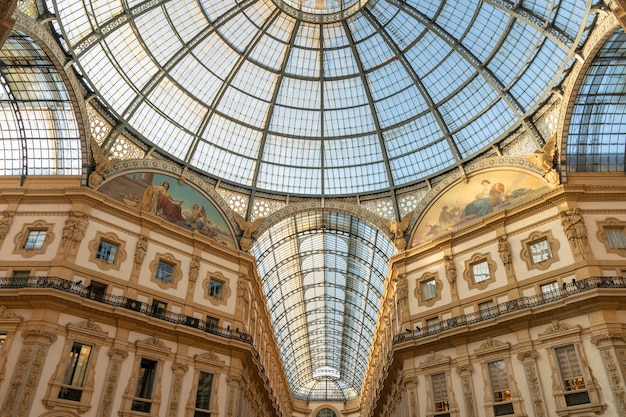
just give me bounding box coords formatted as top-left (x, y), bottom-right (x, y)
top-left (316, 408), bottom-right (337, 417)
top-left (0, 31), bottom-right (81, 177)
top-left (567, 28), bottom-right (626, 173)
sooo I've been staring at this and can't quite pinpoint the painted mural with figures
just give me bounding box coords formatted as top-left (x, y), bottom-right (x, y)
top-left (410, 170), bottom-right (554, 247)
top-left (99, 172), bottom-right (236, 249)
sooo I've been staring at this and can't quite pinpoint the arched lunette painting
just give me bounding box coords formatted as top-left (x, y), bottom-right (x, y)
top-left (99, 172), bottom-right (236, 249)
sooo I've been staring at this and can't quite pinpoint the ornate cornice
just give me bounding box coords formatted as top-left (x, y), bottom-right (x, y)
top-left (21, 328), bottom-right (58, 343)
top-left (516, 349), bottom-right (538, 362)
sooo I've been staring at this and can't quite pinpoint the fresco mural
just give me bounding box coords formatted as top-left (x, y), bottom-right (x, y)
top-left (99, 172), bottom-right (236, 249)
top-left (410, 170), bottom-right (553, 247)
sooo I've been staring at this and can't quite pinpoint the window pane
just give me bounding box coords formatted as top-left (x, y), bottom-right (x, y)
top-left (606, 227), bottom-right (626, 248)
top-left (488, 360), bottom-right (511, 402)
top-left (0, 334), bottom-right (6, 354)
top-left (422, 279), bottom-right (436, 300)
top-left (209, 279), bottom-right (223, 298)
top-left (135, 358), bottom-right (157, 399)
top-left (156, 261), bottom-right (174, 282)
top-left (555, 345), bottom-right (586, 391)
top-left (67, 343), bottom-right (91, 386)
top-left (472, 261), bottom-right (490, 283)
top-left (195, 371), bottom-right (214, 410)
top-left (96, 240), bottom-right (118, 263)
top-left (530, 239), bottom-right (551, 263)
top-left (24, 230), bottom-right (46, 249)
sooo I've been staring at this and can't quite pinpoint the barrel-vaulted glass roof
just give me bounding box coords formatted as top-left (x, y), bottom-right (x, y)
top-left (252, 211), bottom-right (395, 401)
top-left (40, 0), bottom-right (598, 403)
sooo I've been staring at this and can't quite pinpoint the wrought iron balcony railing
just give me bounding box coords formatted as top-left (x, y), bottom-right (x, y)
top-left (0, 276), bottom-right (253, 345)
top-left (393, 276), bottom-right (625, 345)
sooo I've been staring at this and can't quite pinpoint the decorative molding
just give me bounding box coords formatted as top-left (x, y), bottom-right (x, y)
top-left (134, 235), bottom-right (149, 267)
top-left (419, 351), bottom-right (450, 369)
top-left (516, 349), bottom-right (538, 362)
top-left (596, 217), bottom-right (626, 257)
top-left (600, 349), bottom-right (626, 417)
top-left (0, 305), bottom-right (23, 321)
top-left (88, 231), bottom-right (128, 271)
top-left (0, 211), bottom-right (15, 241)
top-left (591, 331), bottom-right (626, 346)
top-left (560, 208), bottom-right (588, 256)
top-left (13, 220), bottom-right (56, 258)
top-left (520, 230), bottom-right (561, 271)
top-left (61, 211), bottom-right (90, 249)
top-left (202, 272), bottom-right (231, 307)
top-left (463, 252), bottom-right (497, 291)
top-left (69, 318), bottom-right (107, 337)
top-left (149, 253), bottom-right (182, 290)
top-left (474, 337), bottom-right (510, 356)
top-left (414, 272), bottom-right (443, 307)
top-left (21, 328), bottom-right (58, 344)
top-left (167, 362), bottom-right (189, 417)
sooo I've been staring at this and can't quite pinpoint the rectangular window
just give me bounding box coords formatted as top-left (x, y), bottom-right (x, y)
top-left (425, 317), bottom-right (440, 334)
top-left (206, 316), bottom-right (219, 329)
top-left (541, 282), bottom-right (560, 300)
top-left (479, 301), bottom-right (495, 320)
top-left (529, 239), bottom-right (552, 263)
top-left (132, 358), bottom-right (157, 412)
top-left (96, 240), bottom-right (118, 263)
top-left (472, 260), bottom-right (490, 283)
top-left (87, 281), bottom-right (107, 300)
top-left (156, 261), bottom-right (174, 283)
top-left (24, 230), bottom-right (47, 249)
top-left (555, 345), bottom-right (586, 391)
top-left (208, 279), bottom-right (223, 299)
top-left (605, 227), bottom-right (626, 248)
top-left (151, 300), bottom-right (167, 319)
top-left (488, 360), bottom-right (512, 403)
top-left (0, 334), bottom-right (6, 355)
top-left (58, 342), bottom-right (92, 401)
top-left (422, 279), bottom-right (437, 300)
top-left (431, 372), bottom-right (450, 413)
top-left (195, 371), bottom-right (214, 416)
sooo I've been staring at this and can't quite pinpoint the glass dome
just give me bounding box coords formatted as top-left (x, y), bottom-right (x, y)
top-left (46, 0), bottom-right (593, 198)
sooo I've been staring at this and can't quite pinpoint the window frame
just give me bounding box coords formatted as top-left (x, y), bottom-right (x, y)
top-left (597, 218), bottom-right (626, 256)
top-left (463, 253), bottom-right (497, 290)
top-left (58, 342), bottom-right (93, 401)
top-left (538, 320), bottom-right (604, 415)
top-left (121, 336), bottom-right (170, 416)
top-left (520, 230), bottom-right (560, 271)
top-left (89, 231), bottom-right (127, 271)
top-left (43, 319), bottom-right (107, 413)
top-left (202, 273), bottom-right (231, 307)
top-left (415, 272), bottom-right (443, 307)
top-left (149, 253), bottom-right (182, 290)
top-left (185, 351), bottom-right (225, 417)
top-left (13, 220), bottom-right (55, 257)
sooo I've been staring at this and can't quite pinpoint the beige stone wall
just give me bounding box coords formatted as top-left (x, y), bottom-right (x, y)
top-left (0, 182), bottom-right (290, 417)
top-left (368, 175), bottom-right (626, 417)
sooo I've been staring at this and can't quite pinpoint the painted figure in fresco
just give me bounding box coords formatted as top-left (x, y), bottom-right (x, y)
top-left (140, 181), bottom-right (186, 223)
top-left (462, 181), bottom-right (506, 219)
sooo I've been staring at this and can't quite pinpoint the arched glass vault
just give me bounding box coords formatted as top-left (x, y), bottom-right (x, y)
top-left (251, 211), bottom-right (395, 401)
